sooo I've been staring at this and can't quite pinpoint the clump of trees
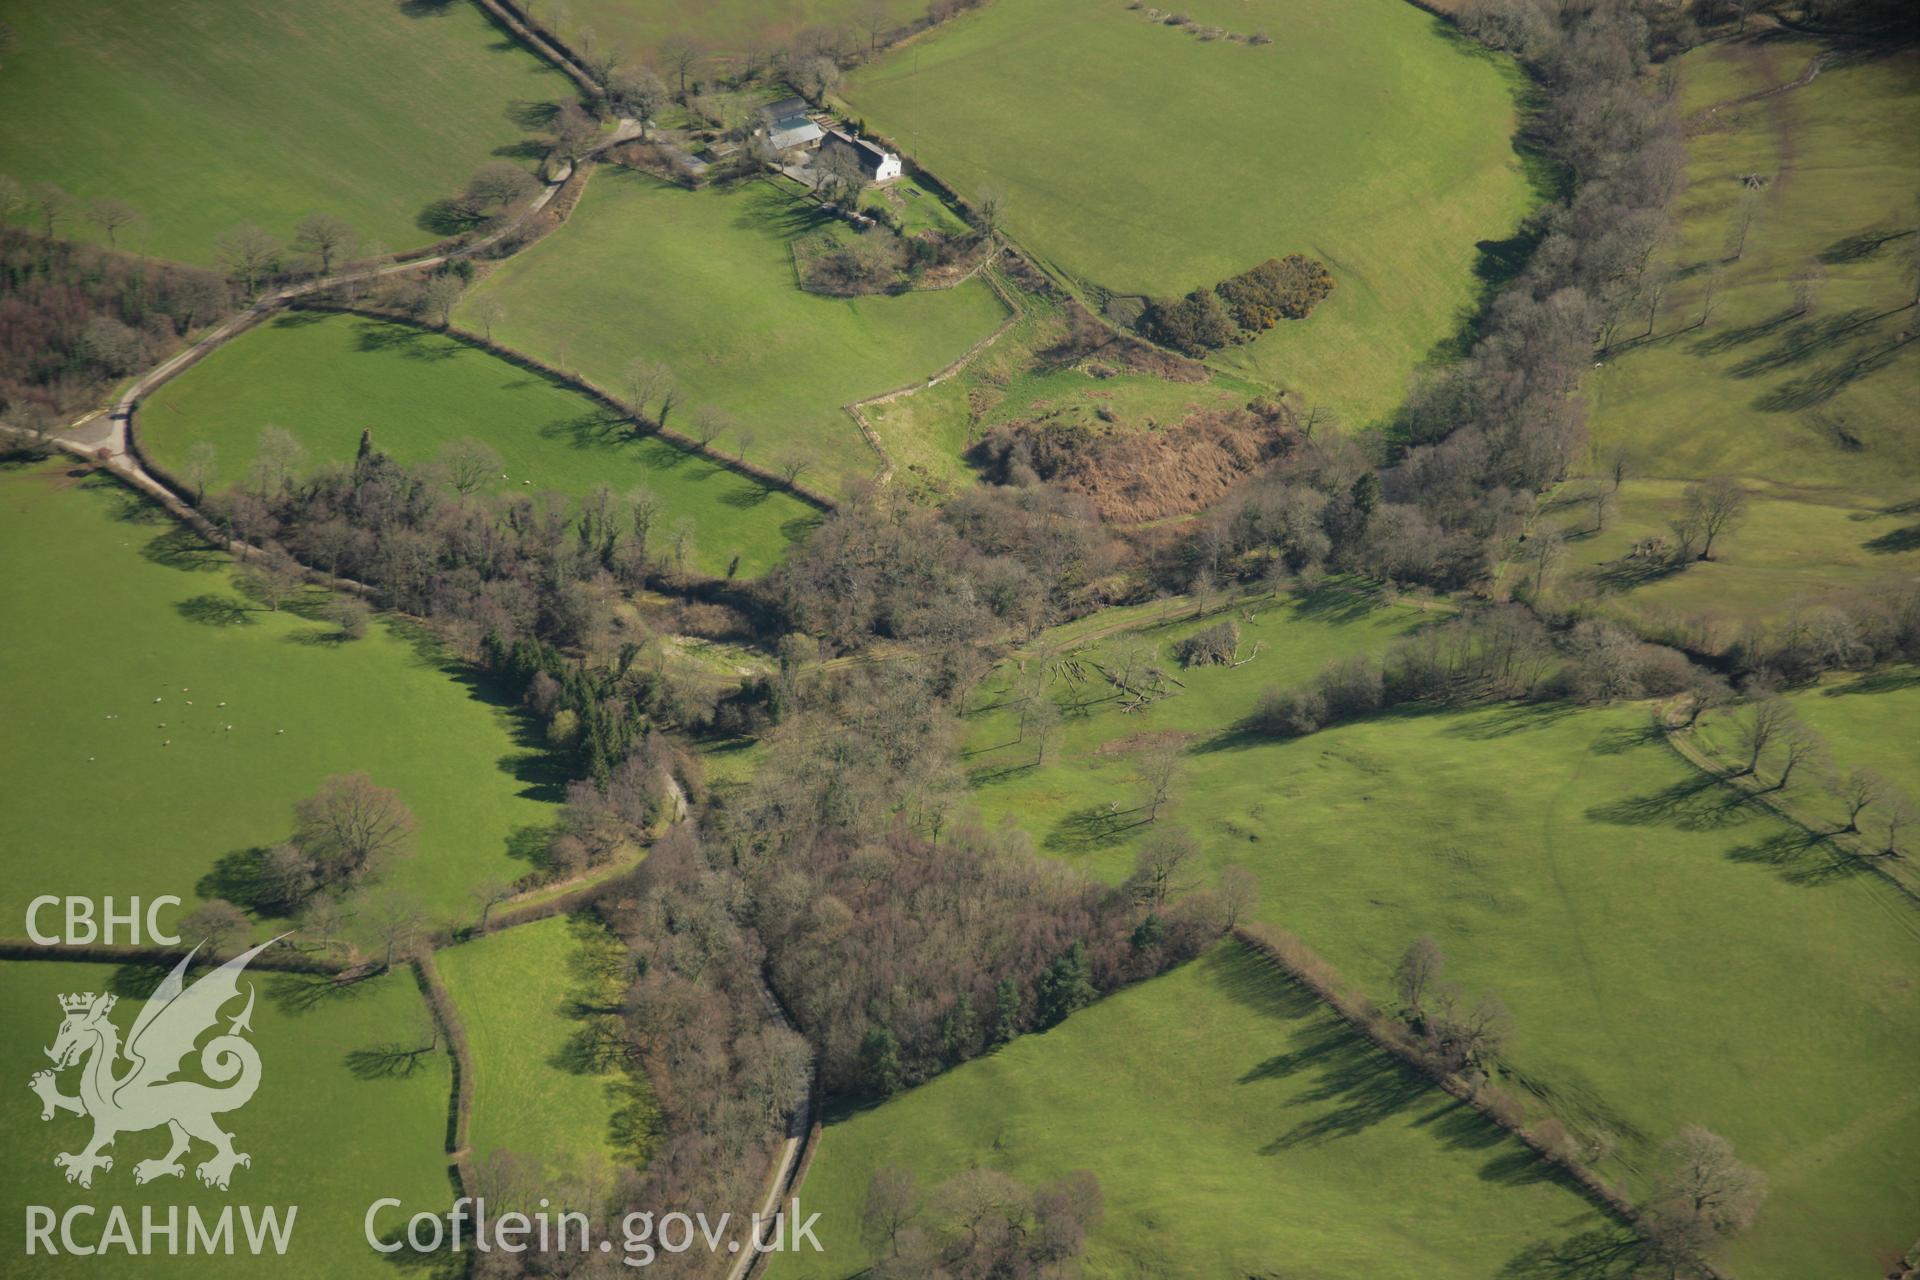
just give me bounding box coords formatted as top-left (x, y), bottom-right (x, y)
top-left (1141, 254), bottom-right (1335, 356)
top-left (1171, 619), bottom-right (1238, 667)
top-left (248, 773), bottom-right (415, 917)
top-left (861, 1165), bottom-right (1101, 1278)
top-left (0, 227), bottom-right (232, 423)
top-left (1392, 936), bottom-right (1512, 1075)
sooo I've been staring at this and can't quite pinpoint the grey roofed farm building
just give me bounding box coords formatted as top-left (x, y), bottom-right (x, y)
top-left (762, 97), bottom-right (823, 151)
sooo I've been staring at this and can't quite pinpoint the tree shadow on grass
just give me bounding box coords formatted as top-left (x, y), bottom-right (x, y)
top-left (347, 1041), bottom-right (440, 1080)
top-left (507, 99), bottom-right (561, 130)
top-left (266, 970), bottom-right (377, 1016)
top-left (142, 526), bottom-right (225, 574)
top-left (1753, 331), bottom-right (1916, 413)
top-left (1725, 308), bottom-right (1884, 380)
top-left (176, 593), bottom-right (255, 627)
top-left (1499, 1226), bottom-right (1651, 1280)
top-left (1725, 828), bottom-right (1864, 888)
top-left (1864, 522), bottom-right (1920, 554)
top-left (1587, 554), bottom-right (1687, 594)
top-left (196, 846), bottom-right (277, 914)
top-left (539, 410), bottom-right (632, 451)
top-left (1443, 701), bottom-right (1578, 740)
top-left (1286, 581), bottom-right (1385, 624)
top-left (418, 199), bottom-right (483, 238)
top-left (1589, 721), bottom-right (1664, 756)
top-left (1688, 306), bottom-right (1799, 356)
top-left (1820, 666), bottom-right (1920, 696)
top-left (1585, 774), bottom-right (1758, 831)
top-left (1041, 803), bottom-right (1145, 854)
top-left (1251, 1016), bottom-right (1433, 1151)
top-left (717, 481), bottom-right (781, 509)
top-left (352, 319), bottom-right (459, 361)
top-left (1817, 226), bottom-right (1915, 265)
top-left (505, 822), bottom-right (557, 872)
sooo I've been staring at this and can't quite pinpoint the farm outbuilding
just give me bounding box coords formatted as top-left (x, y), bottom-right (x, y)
top-left (761, 96), bottom-right (824, 151)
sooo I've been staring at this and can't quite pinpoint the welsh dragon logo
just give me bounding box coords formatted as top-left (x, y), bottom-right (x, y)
top-left (30, 937), bottom-right (282, 1191)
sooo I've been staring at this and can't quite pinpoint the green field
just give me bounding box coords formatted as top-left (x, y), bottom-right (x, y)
top-left (0, 462), bottom-right (559, 938)
top-left (1692, 666), bottom-right (1920, 835)
top-left (141, 312), bottom-right (816, 578)
top-left (438, 916), bottom-right (653, 1187)
top-left (0, 959), bottom-right (452, 1278)
top-left (543, 0), bottom-right (922, 77)
top-left (768, 942), bottom-right (1609, 1280)
top-left (1562, 38), bottom-right (1920, 634)
top-left (0, 0), bottom-right (567, 265)
top-left (459, 171), bottom-right (1008, 482)
top-left (842, 0), bottom-right (1538, 426)
top-left (963, 591), bottom-right (1920, 1279)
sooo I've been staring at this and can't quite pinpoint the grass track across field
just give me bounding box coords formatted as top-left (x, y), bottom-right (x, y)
top-left (964, 586), bottom-right (1920, 1279)
top-left (765, 942), bottom-right (1612, 1280)
top-left (140, 311), bottom-right (816, 578)
top-left (458, 171), bottom-right (1010, 483)
top-left (0, 0), bottom-right (568, 264)
top-left (0, 460), bottom-right (561, 937)
top-left (842, 0), bottom-right (1540, 426)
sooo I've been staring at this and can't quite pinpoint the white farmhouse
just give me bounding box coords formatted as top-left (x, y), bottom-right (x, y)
top-left (820, 129), bottom-right (902, 183)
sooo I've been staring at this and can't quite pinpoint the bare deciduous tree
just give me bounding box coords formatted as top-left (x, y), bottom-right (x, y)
top-left (1837, 767), bottom-right (1887, 833)
top-left (30, 182), bottom-right (70, 238)
top-left (178, 899), bottom-right (250, 957)
top-left (364, 892), bottom-right (426, 971)
top-left (1128, 825), bottom-right (1198, 908)
top-left (182, 440), bottom-right (218, 504)
top-left (1735, 698), bottom-right (1793, 776)
top-left (438, 437), bottom-right (502, 497)
top-left (659, 36), bottom-right (699, 96)
top-left (1132, 737), bottom-right (1182, 821)
top-left (1219, 865), bottom-right (1258, 928)
top-left (470, 296), bottom-right (505, 341)
top-left (292, 212), bottom-right (354, 276)
top-left (1395, 935), bottom-right (1445, 1018)
top-left (216, 224), bottom-right (280, 294)
top-left (1672, 476), bottom-right (1747, 560)
top-left (421, 273), bottom-right (464, 327)
top-left (1770, 723), bottom-right (1826, 791)
top-left (468, 879), bottom-right (514, 933)
top-left (1642, 1126), bottom-right (1768, 1264)
top-left (87, 197), bottom-right (141, 249)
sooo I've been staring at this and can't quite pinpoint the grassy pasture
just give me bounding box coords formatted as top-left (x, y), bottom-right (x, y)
top-left (0, 958), bottom-right (453, 1278)
top-left (1691, 666), bottom-right (1920, 836)
top-left (0, 461), bottom-right (560, 937)
top-left (0, 0), bottom-right (567, 265)
top-left (140, 311), bottom-right (815, 578)
top-left (541, 0), bottom-right (923, 79)
top-left (766, 942), bottom-right (1611, 1280)
top-left (1561, 38), bottom-right (1920, 634)
top-left (457, 170), bottom-right (1009, 482)
top-left (963, 590), bottom-right (1920, 1279)
top-left (438, 915), bottom-right (654, 1187)
top-left (842, 0), bottom-right (1538, 426)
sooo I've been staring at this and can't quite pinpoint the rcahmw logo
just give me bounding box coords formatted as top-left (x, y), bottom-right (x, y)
top-left (23, 936), bottom-right (300, 1259)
